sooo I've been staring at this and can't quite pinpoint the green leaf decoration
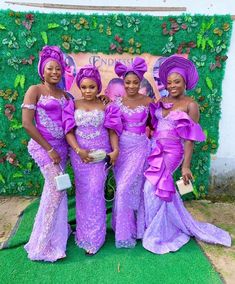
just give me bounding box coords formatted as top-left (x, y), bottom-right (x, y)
top-left (0, 24), bottom-right (6, 30)
top-left (207, 39), bottom-right (214, 48)
top-left (40, 31), bottom-right (48, 44)
top-left (10, 118), bottom-right (22, 130)
top-left (26, 162), bottom-right (33, 170)
top-left (115, 20), bottom-right (123, 27)
top-left (0, 173), bottom-right (5, 184)
top-left (14, 74), bottom-right (21, 88)
top-left (206, 77), bottom-right (213, 91)
top-left (192, 184), bottom-right (199, 199)
top-left (48, 23), bottom-right (60, 29)
top-left (13, 172), bottom-right (24, 178)
top-left (20, 75), bottom-right (26, 89)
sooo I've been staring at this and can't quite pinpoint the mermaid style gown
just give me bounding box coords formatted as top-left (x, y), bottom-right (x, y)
top-left (112, 97), bottom-right (151, 248)
top-left (63, 100), bottom-right (122, 254)
top-left (143, 101), bottom-right (231, 254)
top-left (24, 95), bottom-right (69, 262)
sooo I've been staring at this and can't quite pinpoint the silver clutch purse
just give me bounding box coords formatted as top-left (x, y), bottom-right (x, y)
top-left (88, 149), bottom-right (107, 163)
top-left (55, 164), bottom-right (72, 191)
top-left (176, 177), bottom-right (194, 195)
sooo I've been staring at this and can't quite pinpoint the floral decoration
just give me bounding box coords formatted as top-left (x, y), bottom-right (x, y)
top-left (0, 10), bottom-right (232, 197)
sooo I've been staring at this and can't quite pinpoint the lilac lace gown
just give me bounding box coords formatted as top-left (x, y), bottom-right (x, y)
top-left (112, 97), bottom-right (151, 248)
top-left (143, 101), bottom-right (231, 254)
top-left (24, 95), bottom-right (70, 262)
top-left (63, 100), bottom-right (122, 254)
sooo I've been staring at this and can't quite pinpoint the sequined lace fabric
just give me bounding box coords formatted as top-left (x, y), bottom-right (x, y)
top-left (143, 103), bottom-right (231, 254)
top-left (24, 94), bottom-right (69, 262)
top-left (71, 109), bottom-right (113, 254)
top-left (112, 97), bottom-right (151, 248)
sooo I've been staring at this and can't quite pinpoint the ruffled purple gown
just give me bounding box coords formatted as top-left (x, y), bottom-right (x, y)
top-left (24, 95), bottom-right (70, 262)
top-left (143, 102), bottom-right (231, 254)
top-left (63, 100), bottom-right (122, 254)
top-left (112, 97), bottom-right (151, 248)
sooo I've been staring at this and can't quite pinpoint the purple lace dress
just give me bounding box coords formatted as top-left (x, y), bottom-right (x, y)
top-left (63, 100), bottom-right (122, 254)
top-left (112, 97), bottom-right (151, 248)
top-left (143, 102), bottom-right (231, 254)
top-left (24, 95), bottom-right (70, 262)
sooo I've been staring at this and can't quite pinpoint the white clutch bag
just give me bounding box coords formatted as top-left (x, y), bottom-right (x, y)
top-left (176, 177), bottom-right (194, 195)
top-left (88, 149), bottom-right (106, 163)
top-left (55, 164), bottom-right (72, 191)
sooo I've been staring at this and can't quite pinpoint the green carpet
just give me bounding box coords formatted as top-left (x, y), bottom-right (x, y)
top-left (0, 198), bottom-right (222, 284)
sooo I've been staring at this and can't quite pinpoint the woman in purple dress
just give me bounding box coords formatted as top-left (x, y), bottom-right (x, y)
top-left (112, 57), bottom-right (153, 248)
top-left (143, 55), bottom-right (231, 254)
top-left (22, 46), bottom-right (70, 262)
top-left (62, 65), bottom-right (122, 255)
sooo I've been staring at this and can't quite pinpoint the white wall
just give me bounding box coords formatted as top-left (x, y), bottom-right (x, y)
top-left (1, 0), bottom-right (235, 176)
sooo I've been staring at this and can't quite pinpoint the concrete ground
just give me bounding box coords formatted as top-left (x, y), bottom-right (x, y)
top-left (0, 196), bottom-right (234, 283)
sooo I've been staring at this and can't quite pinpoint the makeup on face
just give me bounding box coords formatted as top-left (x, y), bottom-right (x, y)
top-left (79, 78), bottom-right (99, 100)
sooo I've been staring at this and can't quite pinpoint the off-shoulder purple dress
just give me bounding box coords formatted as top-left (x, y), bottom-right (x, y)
top-left (112, 97), bottom-right (151, 248)
top-left (143, 102), bottom-right (231, 254)
top-left (24, 95), bottom-right (70, 262)
top-left (63, 100), bottom-right (122, 254)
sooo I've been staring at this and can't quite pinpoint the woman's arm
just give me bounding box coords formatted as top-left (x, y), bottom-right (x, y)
top-left (65, 131), bottom-right (92, 163)
top-left (22, 86), bottom-right (61, 164)
top-left (108, 129), bottom-right (119, 165)
top-left (181, 101), bottom-right (200, 183)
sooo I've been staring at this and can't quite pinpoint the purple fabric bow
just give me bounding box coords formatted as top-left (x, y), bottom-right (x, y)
top-left (76, 65), bottom-right (102, 94)
top-left (38, 45), bottom-right (65, 80)
top-left (114, 57), bottom-right (147, 80)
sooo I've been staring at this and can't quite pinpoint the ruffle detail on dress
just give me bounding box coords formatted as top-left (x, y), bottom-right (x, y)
top-left (62, 99), bottom-right (76, 134)
top-left (150, 101), bottom-right (206, 142)
top-left (171, 111), bottom-right (206, 142)
top-left (144, 142), bottom-right (175, 202)
top-left (104, 103), bottom-right (123, 136)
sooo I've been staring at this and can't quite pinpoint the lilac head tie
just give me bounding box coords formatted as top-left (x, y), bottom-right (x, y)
top-left (76, 65), bottom-right (102, 94)
top-left (168, 67), bottom-right (187, 85)
top-left (159, 55), bottom-right (199, 90)
top-left (38, 45), bottom-right (65, 80)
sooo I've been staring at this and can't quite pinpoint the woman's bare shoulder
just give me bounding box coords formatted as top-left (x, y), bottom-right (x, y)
top-left (24, 84), bottom-right (42, 101)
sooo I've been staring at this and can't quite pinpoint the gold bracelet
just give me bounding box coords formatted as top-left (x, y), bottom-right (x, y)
top-left (74, 147), bottom-right (80, 154)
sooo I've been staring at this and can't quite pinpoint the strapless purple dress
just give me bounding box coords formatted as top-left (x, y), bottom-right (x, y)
top-left (112, 97), bottom-right (151, 248)
top-left (143, 102), bottom-right (231, 254)
top-left (24, 95), bottom-right (69, 262)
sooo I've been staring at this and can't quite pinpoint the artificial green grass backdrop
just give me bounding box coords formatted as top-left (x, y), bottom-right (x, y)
top-left (0, 10), bottom-right (233, 197)
top-left (0, 198), bottom-right (222, 284)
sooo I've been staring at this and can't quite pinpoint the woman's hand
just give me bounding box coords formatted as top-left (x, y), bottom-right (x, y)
top-left (98, 95), bottom-right (111, 105)
top-left (181, 167), bottom-right (193, 184)
top-left (48, 149), bottom-right (61, 164)
top-left (78, 148), bottom-right (93, 163)
top-left (108, 149), bottom-right (119, 165)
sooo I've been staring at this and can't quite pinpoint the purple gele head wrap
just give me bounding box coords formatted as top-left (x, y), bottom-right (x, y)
top-left (38, 45), bottom-right (65, 80)
top-left (76, 65), bottom-right (102, 94)
top-left (159, 55), bottom-right (199, 90)
top-left (114, 57), bottom-right (147, 81)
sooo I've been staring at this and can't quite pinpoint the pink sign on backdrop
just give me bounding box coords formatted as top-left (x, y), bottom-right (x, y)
top-left (64, 53), bottom-right (186, 100)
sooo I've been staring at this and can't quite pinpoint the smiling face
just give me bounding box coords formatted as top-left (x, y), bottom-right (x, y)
top-left (43, 60), bottom-right (62, 84)
top-left (79, 78), bottom-right (98, 101)
top-left (124, 72), bottom-right (141, 97)
top-left (166, 72), bottom-right (186, 98)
